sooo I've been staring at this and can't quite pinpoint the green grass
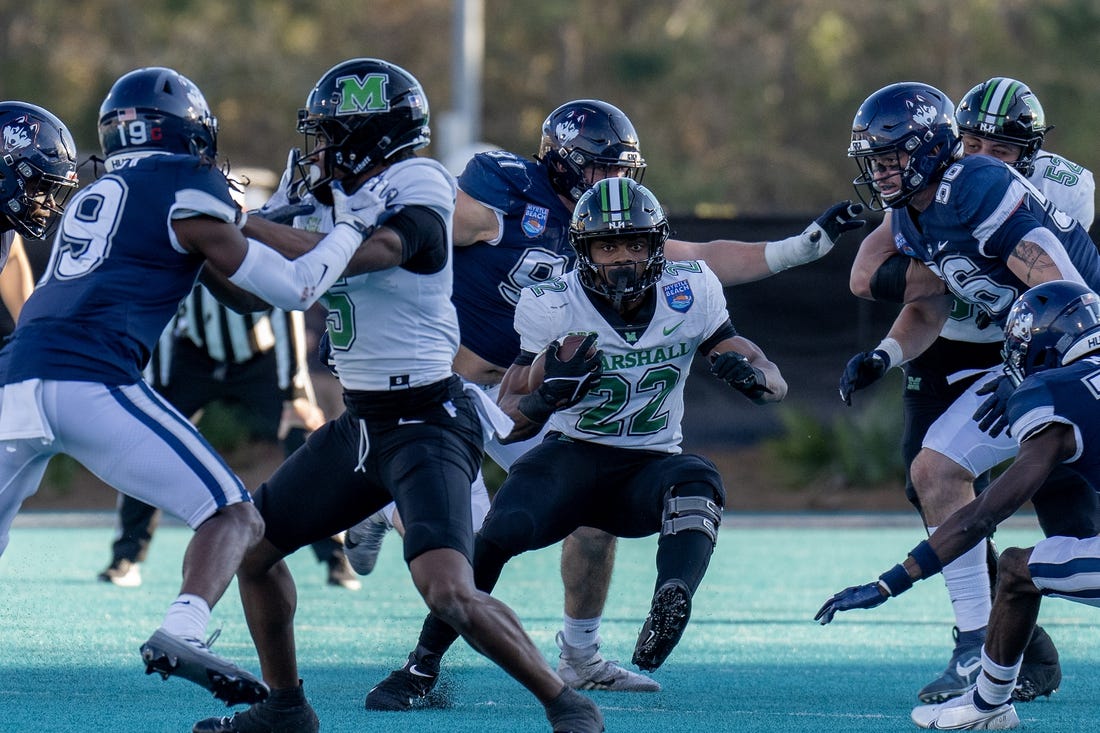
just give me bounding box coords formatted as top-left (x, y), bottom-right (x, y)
top-left (2, 516), bottom-right (1098, 732)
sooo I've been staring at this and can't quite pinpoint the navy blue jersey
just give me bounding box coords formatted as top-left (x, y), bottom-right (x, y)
top-left (892, 155), bottom-right (1100, 324)
top-left (0, 154), bottom-right (235, 385)
top-left (1007, 355), bottom-right (1100, 487)
top-left (450, 151), bottom-right (574, 368)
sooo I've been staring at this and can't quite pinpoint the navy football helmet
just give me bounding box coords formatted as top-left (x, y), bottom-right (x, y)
top-left (297, 58), bottom-right (430, 197)
top-left (849, 82), bottom-right (960, 210)
top-left (537, 100), bottom-right (646, 203)
top-left (1002, 280), bottom-right (1100, 386)
top-left (0, 101), bottom-right (78, 239)
top-left (98, 67), bottom-right (218, 159)
top-left (569, 178), bottom-right (668, 306)
top-left (956, 77), bottom-right (1048, 178)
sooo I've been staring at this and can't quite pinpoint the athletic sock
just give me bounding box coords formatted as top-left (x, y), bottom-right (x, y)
top-left (974, 647), bottom-right (1021, 710)
top-left (161, 593), bottom-right (211, 641)
top-left (561, 615), bottom-right (601, 656)
top-left (929, 527), bottom-right (991, 632)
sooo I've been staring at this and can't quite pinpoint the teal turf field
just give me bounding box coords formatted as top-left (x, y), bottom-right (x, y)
top-left (2, 514), bottom-right (1097, 732)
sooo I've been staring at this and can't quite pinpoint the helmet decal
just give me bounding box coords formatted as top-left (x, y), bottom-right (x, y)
top-left (335, 74), bottom-right (390, 115)
top-left (1008, 311), bottom-right (1033, 343)
top-left (908, 100), bottom-right (938, 128)
top-left (553, 113), bottom-right (583, 146)
top-left (2, 115), bottom-right (37, 153)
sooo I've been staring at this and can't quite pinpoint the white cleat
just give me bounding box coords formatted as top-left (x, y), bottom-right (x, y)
top-left (556, 632), bottom-right (660, 692)
top-left (911, 689), bottom-right (1020, 730)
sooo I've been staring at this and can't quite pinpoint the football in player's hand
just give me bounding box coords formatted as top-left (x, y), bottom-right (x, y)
top-left (528, 334), bottom-right (596, 390)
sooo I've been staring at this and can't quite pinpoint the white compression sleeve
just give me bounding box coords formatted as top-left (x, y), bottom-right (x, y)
top-left (229, 222), bottom-right (362, 310)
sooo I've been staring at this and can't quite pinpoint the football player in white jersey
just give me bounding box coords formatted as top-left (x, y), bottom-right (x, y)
top-left (366, 177), bottom-right (787, 700)
top-left (839, 78), bottom-right (1097, 704)
top-left (193, 59), bottom-right (605, 733)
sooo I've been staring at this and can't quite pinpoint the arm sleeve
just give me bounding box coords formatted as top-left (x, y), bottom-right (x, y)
top-left (228, 222), bottom-right (363, 310)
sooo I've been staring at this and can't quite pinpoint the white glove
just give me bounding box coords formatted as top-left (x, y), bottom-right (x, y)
top-left (331, 174), bottom-right (392, 238)
top-left (765, 201), bottom-right (866, 272)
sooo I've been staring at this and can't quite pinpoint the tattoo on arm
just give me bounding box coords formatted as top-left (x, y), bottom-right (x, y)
top-left (1010, 240), bottom-right (1060, 285)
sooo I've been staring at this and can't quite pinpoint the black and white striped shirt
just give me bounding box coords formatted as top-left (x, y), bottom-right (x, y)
top-left (145, 284), bottom-right (315, 404)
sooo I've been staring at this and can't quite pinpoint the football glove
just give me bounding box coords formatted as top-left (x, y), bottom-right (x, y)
top-left (814, 581), bottom-right (889, 625)
top-left (838, 349), bottom-right (890, 406)
top-left (331, 175), bottom-right (392, 239)
top-left (711, 351), bottom-right (771, 400)
top-left (519, 334), bottom-right (603, 424)
top-left (765, 200), bottom-right (866, 272)
top-left (973, 373), bottom-right (1015, 438)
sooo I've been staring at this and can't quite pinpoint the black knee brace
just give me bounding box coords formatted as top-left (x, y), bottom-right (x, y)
top-left (660, 484), bottom-right (723, 546)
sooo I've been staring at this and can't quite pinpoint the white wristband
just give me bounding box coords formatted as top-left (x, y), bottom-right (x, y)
top-left (876, 337), bottom-right (905, 369)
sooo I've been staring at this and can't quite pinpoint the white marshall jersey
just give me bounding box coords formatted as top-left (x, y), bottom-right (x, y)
top-left (0, 230), bottom-right (11, 272)
top-left (514, 260), bottom-right (730, 453)
top-left (295, 157), bottom-right (460, 391)
top-left (939, 150), bottom-right (1096, 343)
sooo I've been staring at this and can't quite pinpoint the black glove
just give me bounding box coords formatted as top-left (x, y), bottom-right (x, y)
top-left (317, 329), bottom-right (338, 377)
top-left (519, 334), bottom-right (603, 423)
top-left (814, 200), bottom-right (867, 246)
top-left (711, 351), bottom-right (771, 400)
top-left (838, 349), bottom-right (890, 406)
top-left (814, 581), bottom-right (889, 625)
top-left (973, 373), bottom-right (1015, 438)
top-left (248, 202), bottom-right (316, 225)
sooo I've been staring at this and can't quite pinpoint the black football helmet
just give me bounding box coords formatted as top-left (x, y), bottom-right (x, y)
top-left (98, 67), bottom-right (218, 159)
top-left (569, 178), bottom-right (668, 306)
top-left (297, 58), bottom-right (430, 196)
top-left (537, 99), bottom-right (646, 203)
top-left (956, 77), bottom-right (1048, 178)
top-left (849, 82), bottom-right (960, 210)
top-left (1002, 280), bottom-right (1100, 387)
top-left (0, 101), bottom-right (78, 239)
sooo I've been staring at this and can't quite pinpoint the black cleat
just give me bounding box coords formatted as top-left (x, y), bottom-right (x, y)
top-left (632, 579), bottom-right (691, 672)
top-left (192, 697), bottom-right (319, 733)
top-left (1014, 625), bottom-right (1061, 702)
top-left (545, 686), bottom-right (605, 733)
top-left (141, 627), bottom-right (269, 706)
top-left (365, 655), bottom-right (439, 711)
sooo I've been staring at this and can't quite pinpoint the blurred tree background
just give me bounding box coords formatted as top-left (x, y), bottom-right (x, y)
top-left (2, 0), bottom-right (1098, 216)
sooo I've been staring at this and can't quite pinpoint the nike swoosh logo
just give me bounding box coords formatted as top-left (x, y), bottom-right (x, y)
top-left (408, 664), bottom-right (434, 678)
top-left (955, 657), bottom-right (982, 678)
top-left (663, 321), bottom-right (684, 336)
top-left (397, 418), bottom-right (425, 425)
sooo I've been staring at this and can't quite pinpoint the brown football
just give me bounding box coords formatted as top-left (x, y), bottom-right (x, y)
top-left (527, 334), bottom-right (595, 390)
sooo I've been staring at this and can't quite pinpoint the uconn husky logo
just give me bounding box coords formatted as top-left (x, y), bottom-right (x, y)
top-left (1009, 311), bottom-right (1034, 343)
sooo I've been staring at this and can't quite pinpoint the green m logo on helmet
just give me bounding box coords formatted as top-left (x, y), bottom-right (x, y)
top-left (335, 74), bottom-right (390, 115)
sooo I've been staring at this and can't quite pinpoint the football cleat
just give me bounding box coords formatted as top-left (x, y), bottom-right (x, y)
top-left (556, 632), bottom-right (660, 692)
top-left (544, 686), bottom-right (606, 733)
top-left (326, 552), bottom-right (362, 591)
top-left (98, 558), bottom-right (142, 587)
top-left (141, 627), bottom-right (269, 706)
top-left (364, 653), bottom-right (439, 711)
top-left (632, 579), bottom-right (692, 672)
top-left (192, 698), bottom-right (319, 733)
top-left (344, 510), bottom-right (392, 576)
top-left (1014, 625), bottom-right (1060, 702)
top-left (918, 626), bottom-right (985, 704)
top-left (911, 689), bottom-right (1019, 730)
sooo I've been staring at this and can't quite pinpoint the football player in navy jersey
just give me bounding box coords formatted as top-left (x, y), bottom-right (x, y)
top-left (366, 177), bottom-right (787, 709)
top-left (0, 102), bottom-right (78, 319)
top-left (841, 78), bottom-right (1096, 703)
top-left (0, 67), bottom-right (385, 709)
top-left (359, 98), bottom-right (865, 702)
top-left (819, 280), bottom-right (1100, 730)
top-left (193, 59), bottom-right (605, 733)
top-left (836, 79), bottom-right (1095, 704)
